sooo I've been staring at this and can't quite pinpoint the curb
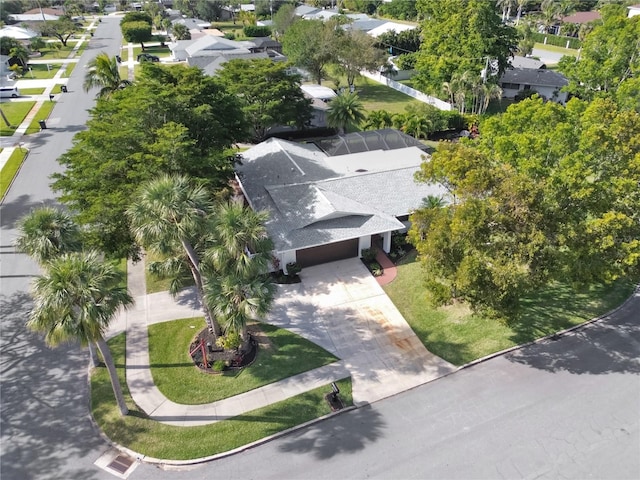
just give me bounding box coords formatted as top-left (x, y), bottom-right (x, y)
top-left (457, 284), bottom-right (640, 371)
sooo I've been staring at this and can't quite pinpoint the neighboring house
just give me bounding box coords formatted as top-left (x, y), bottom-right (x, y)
top-left (561, 11), bottom-right (601, 24)
top-left (629, 4), bottom-right (640, 17)
top-left (500, 68), bottom-right (568, 103)
top-left (300, 85), bottom-right (337, 127)
top-left (294, 5), bottom-right (323, 18)
top-left (366, 21), bottom-right (416, 37)
top-left (171, 17), bottom-right (211, 35)
top-left (509, 55), bottom-right (546, 69)
top-left (235, 129), bottom-right (446, 269)
top-left (171, 35), bottom-right (286, 75)
top-left (0, 25), bottom-right (39, 40)
top-left (10, 7), bottom-right (62, 22)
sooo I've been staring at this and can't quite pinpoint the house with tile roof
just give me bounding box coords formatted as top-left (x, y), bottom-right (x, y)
top-left (235, 129), bottom-right (447, 269)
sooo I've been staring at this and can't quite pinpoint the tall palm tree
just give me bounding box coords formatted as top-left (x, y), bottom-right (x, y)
top-left (127, 174), bottom-right (222, 337)
top-left (327, 92), bottom-right (366, 134)
top-left (402, 115), bottom-right (432, 139)
top-left (83, 52), bottom-right (131, 99)
top-left (515, 0), bottom-right (529, 26)
top-left (15, 207), bottom-right (82, 265)
top-left (205, 200), bottom-right (275, 341)
top-left (28, 251), bottom-right (133, 416)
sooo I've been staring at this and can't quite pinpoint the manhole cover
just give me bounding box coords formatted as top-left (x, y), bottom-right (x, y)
top-left (107, 454), bottom-right (135, 475)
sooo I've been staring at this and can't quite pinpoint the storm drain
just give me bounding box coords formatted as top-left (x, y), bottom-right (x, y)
top-left (95, 449), bottom-right (139, 479)
top-left (107, 454), bottom-right (135, 475)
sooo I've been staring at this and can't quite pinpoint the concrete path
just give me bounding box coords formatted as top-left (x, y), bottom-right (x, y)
top-left (112, 258), bottom-right (455, 427)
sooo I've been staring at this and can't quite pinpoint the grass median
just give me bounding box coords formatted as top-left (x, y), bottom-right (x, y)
top-left (0, 147), bottom-right (28, 199)
top-left (149, 318), bottom-right (339, 404)
top-left (92, 333), bottom-right (352, 460)
top-left (384, 252), bottom-right (636, 366)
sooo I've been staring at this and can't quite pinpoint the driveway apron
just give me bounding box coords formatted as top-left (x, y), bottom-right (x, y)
top-left (267, 258), bottom-right (456, 406)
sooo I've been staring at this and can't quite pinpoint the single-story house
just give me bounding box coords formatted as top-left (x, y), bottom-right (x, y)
top-left (500, 68), bottom-right (568, 103)
top-left (10, 7), bottom-right (62, 22)
top-left (0, 25), bottom-right (39, 40)
top-left (629, 4), bottom-right (640, 17)
top-left (171, 35), bottom-right (286, 74)
top-left (171, 17), bottom-right (211, 34)
top-left (235, 129), bottom-right (447, 269)
top-left (366, 21), bottom-right (416, 37)
top-left (295, 5), bottom-right (323, 18)
top-left (561, 11), bottom-right (601, 24)
top-left (300, 85), bottom-right (337, 127)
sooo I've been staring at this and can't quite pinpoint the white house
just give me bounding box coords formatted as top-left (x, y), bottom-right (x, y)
top-left (628, 4), bottom-right (640, 17)
top-left (500, 68), bottom-right (569, 103)
top-left (235, 129), bottom-right (446, 269)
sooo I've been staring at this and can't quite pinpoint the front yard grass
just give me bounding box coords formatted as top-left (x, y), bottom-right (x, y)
top-left (92, 333), bottom-right (352, 460)
top-left (384, 252), bottom-right (636, 366)
top-left (0, 101), bottom-right (35, 136)
top-left (25, 102), bottom-right (55, 134)
top-left (132, 45), bottom-right (172, 59)
top-left (0, 147), bottom-right (28, 199)
top-left (356, 78), bottom-right (423, 114)
top-left (149, 318), bottom-right (339, 404)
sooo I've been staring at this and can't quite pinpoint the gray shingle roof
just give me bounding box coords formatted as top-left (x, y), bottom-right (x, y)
top-left (237, 132), bottom-right (448, 253)
top-left (500, 68), bottom-right (568, 88)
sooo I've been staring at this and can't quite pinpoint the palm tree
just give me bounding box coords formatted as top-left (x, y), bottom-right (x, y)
top-left (83, 52), bottom-right (131, 99)
top-left (327, 92), bottom-right (366, 134)
top-left (127, 174), bottom-right (222, 337)
top-left (205, 200), bottom-right (275, 341)
top-left (15, 207), bottom-right (81, 265)
top-left (421, 195), bottom-right (446, 209)
top-left (480, 83), bottom-right (503, 114)
top-left (363, 109), bottom-right (393, 130)
top-left (515, 0), bottom-right (529, 26)
top-left (402, 115), bottom-right (432, 139)
top-left (28, 251), bottom-right (133, 416)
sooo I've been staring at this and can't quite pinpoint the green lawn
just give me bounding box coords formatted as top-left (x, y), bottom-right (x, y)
top-left (19, 88), bottom-right (45, 95)
top-left (22, 63), bottom-right (57, 80)
top-left (0, 147), bottom-right (28, 199)
top-left (0, 101), bottom-right (35, 136)
top-left (25, 102), bottom-right (55, 135)
top-left (92, 333), bottom-right (353, 460)
top-left (36, 43), bottom-right (80, 59)
top-left (132, 45), bottom-right (172, 59)
top-left (356, 77), bottom-right (423, 114)
top-left (383, 252), bottom-right (636, 366)
top-left (149, 318), bottom-right (339, 404)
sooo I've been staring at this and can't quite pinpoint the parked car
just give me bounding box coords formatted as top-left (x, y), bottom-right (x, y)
top-left (0, 86), bottom-right (20, 98)
top-left (137, 53), bottom-right (160, 62)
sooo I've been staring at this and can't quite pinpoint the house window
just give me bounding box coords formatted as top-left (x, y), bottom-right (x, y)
top-left (501, 82), bottom-right (520, 89)
top-left (523, 85), bottom-right (531, 90)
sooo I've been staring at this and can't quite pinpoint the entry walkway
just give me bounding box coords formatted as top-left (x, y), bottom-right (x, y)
top-left (111, 258), bottom-right (455, 427)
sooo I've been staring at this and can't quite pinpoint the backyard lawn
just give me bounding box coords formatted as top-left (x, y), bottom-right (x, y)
top-left (384, 252), bottom-right (636, 366)
top-left (92, 333), bottom-right (353, 460)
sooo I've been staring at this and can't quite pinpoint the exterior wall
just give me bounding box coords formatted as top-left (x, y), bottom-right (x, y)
top-left (358, 235), bottom-right (372, 256)
top-left (501, 84), bottom-right (568, 104)
top-left (280, 250), bottom-right (297, 274)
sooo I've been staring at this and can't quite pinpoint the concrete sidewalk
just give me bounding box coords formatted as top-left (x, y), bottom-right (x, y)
top-left (113, 257), bottom-right (455, 427)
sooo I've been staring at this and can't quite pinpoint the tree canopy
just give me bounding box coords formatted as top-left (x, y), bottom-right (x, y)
top-left (216, 58), bottom-right (312, 141)
top-left (39, 16), bottom-right (80, 47)
top-left (409, 96), bottom-right (640, 318)
top-left (121, 21), bottom-right (153, 49)
top-left (413, 0), bottom-right (518, 95)
top-left (52, 64), bottom-right (246, 259)
top-left (282, 19), bottom-right (338, 84)
top-left (558, 4), bottom-right (640, 107)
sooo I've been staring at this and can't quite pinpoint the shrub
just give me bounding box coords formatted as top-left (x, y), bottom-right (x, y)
top-left (243, 25), bottom-right (271, 37)
top-left (211, 360), bottom-right (226, 372)
top-left (361, 248), bottom-right (377, 263)
top-left (370, 262), bottom-right (383, 277)
top-left (216, 331), bottom-right (241, 351)
top-left (224, 32), bottom-right (236, 40)
top-left (286, 262), bottom-right (301, 277)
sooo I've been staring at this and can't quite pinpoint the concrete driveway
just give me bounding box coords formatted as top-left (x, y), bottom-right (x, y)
top-left (267, 258), bottom-right (456, 406)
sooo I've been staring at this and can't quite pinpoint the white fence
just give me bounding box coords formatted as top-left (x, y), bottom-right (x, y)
top-left (361, 70), bottom-right (453, 111)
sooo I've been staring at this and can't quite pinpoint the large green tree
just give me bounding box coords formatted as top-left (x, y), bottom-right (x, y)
top-left (39, 16), bottom-right (80, 47)
top-left (216, 58), bottom-right (312, 141)
top-left (28, 251), bottom-right (133, 416)
top-left (410, 96), bottom-right (640, 317)
top-left (52, 64), bottom-right (246, 259)
top-left (558, 4), bottom-right (640, 104)
top-left (414, 0), bottom-right (518, 95)
top-left (121, 21), bottom-right (153, 50)
top-left (282, 19), bottom-right (339, 84)
top-left (83, 52), bottom-right (132, 99)
top-left (334, 29), bottom-right (388, 89)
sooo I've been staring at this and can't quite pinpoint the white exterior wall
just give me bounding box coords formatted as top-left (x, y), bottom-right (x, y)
top-left (358, 235), bottom-right (372, 256)
top-left (280, 250), bottom-right (297, 274)
top-left (502, 85), bottom-right (568, 104)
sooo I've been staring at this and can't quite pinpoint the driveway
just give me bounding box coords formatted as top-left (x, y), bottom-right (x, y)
top-left (267, 258), bottom-right (456, 406)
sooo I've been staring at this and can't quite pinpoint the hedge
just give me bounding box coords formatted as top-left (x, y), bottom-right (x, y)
top-left (531, 32), bottom-right (582, 50)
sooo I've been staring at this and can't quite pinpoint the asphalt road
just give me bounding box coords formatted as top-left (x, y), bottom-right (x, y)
top-left (0, 17), bottom-right (127, 480)
top-left (1, 18), bottom-right (638, 480)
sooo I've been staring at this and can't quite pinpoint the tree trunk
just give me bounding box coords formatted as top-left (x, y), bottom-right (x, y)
top-left (88, 341), bottom-right (100, 368)
top-left (96, 336), bottom-right (128, 417)
top-left (180, 237), bottom-right (222, 338)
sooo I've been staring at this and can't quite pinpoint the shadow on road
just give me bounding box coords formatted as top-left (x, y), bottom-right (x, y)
top-left (277, 405), bottom-right (386, 460)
